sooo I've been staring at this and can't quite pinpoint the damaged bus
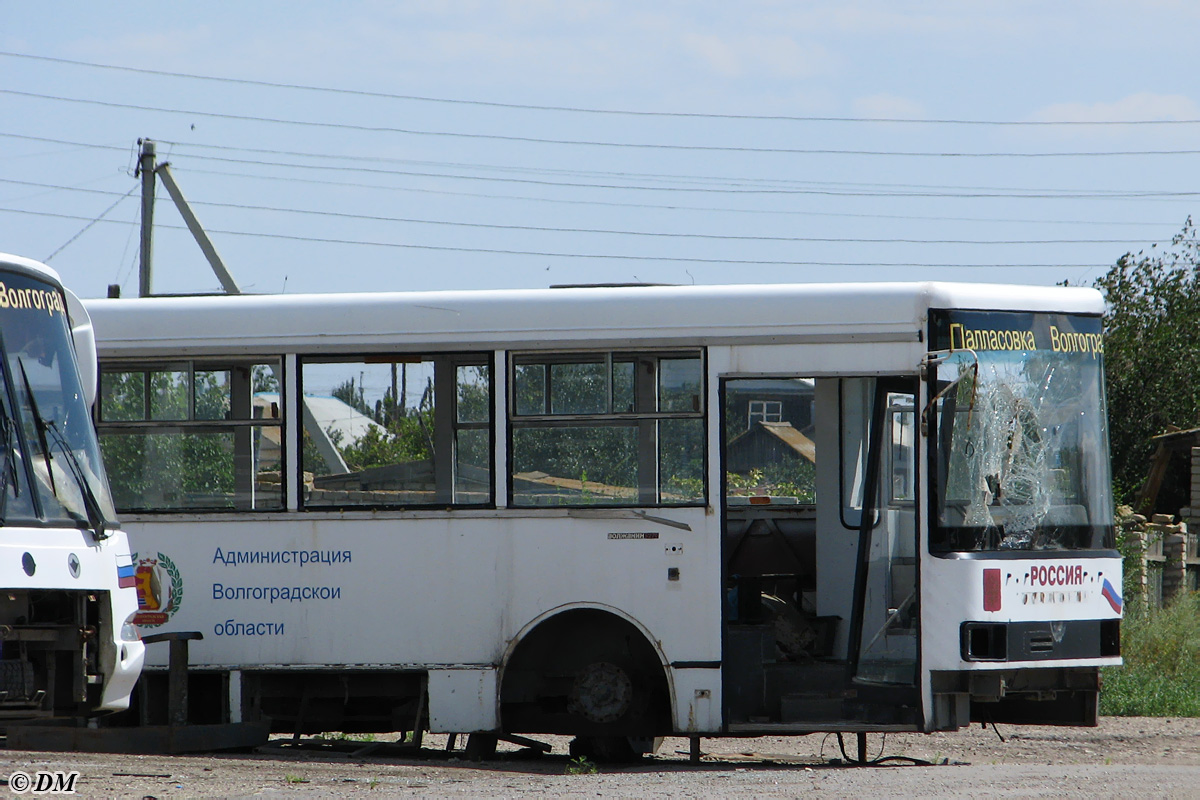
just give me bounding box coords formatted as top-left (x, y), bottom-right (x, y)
top-left (84, 281), bottom-right (1119, 756)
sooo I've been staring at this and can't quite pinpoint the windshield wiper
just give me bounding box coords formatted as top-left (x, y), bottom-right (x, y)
top-left (17, 358), bottom-right (56, 499)
top-left (43, 419), bottom-right (111, 540)
top-left (17, 357), bottom-right (110, 540)
top-left (0, 405), bottom-right (19, 520)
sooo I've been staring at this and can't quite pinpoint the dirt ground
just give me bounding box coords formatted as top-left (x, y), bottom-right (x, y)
top-left (1, 717), bottom-right (1198, 798)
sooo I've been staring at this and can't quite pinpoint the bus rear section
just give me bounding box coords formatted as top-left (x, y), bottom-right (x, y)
top-left (0, 254), bottom-right (144, 722)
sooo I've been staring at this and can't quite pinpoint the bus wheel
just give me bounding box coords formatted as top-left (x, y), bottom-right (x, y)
top-left (500, 609), bottom-right (670, 741)
top-left (567, 661), bottom-right (633, 724)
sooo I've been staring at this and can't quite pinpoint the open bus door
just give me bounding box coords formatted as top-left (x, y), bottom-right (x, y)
top-left (721, 375), bottom-right (920, 731)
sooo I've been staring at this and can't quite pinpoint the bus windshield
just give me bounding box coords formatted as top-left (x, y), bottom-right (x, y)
top-left (0, 269), bottom-right (116, 529)
top-left (928, 310), bottom-right (1113, 553)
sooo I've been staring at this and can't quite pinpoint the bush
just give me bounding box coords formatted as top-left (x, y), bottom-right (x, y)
top-left (1100, 592), bottom-right (1200, 717)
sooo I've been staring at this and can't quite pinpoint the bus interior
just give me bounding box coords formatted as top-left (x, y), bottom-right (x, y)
top-left (721, 375), bottom-right (921, 730)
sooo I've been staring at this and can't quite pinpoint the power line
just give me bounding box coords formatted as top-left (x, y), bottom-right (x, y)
top-left (0, 131), bottom-right (130, 156)
top-left (6, 88), bottom-right (1200, 157)
top-left (3, 50), bottom-right (1198, 127)
top-left (159, 149), bottom-right (1200, 197)
top-left (0, 177), bottom-right (1158, 247)
top-left (172, 140), bottom-right (1067, 192)
top-left (0, 132), bottom-right (1178, 226)
top-left (161, 147), bottom-right (1200, 198)
top-left (43, 185), bottom-right (137, 262)
top-left (169, 166), bottom-right (1187, 228)
top-left (0, 207), bottom-right (1112, 268)
top-left (4, 131), bottom-right (1191, 198)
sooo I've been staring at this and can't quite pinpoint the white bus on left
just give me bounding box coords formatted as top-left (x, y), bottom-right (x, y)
top-left (0, 253), bottom-right (143, 721)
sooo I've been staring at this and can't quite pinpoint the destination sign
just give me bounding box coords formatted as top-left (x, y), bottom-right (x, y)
top-left (930, 310), bottom-right (1103, 359)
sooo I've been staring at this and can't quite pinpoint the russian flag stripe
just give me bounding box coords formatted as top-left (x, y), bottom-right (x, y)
top-left (117, 564), bottom-right (136, 589)
top-left (1101, 578), bottom-right (1123, 614)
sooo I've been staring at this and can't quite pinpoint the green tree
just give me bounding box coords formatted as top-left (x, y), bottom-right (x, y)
top-left (322, 371), bottom-right (445, 474)
top-left (1094, 217), bottom-right (1200, 509)
top-left (338, 414), bottom-right (432, 471)
top-left (332, 377), bottom-right (371, 417)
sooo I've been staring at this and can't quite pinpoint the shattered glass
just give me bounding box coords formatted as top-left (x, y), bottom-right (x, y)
top-left (931, 319), bottom-right (1113, 553)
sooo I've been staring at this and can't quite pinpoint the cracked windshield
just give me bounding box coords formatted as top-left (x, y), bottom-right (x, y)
top-left (929, 310), bottom-right (1113, 553)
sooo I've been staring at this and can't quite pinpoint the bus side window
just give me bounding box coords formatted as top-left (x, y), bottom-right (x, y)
top-left (299, 355), bottom-right (491, 508)
top-left (509, 351), bottom-right (704, 507)
top-left (96, 359), bottom-right (283, 512)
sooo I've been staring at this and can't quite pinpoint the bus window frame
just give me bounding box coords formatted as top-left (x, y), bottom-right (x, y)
top-left (96, 356), bottom-right (286, 513)
top-left (297, 351), bottom-right (495, 511)
top-left (506, 348), bottom-right (707, 509)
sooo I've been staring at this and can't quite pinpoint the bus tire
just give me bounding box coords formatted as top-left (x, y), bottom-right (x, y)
top-left (500, 609), bottom-right (670, 741)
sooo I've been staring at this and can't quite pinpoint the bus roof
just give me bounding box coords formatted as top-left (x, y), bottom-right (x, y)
top-left (0, 252), bottom-right (63, 285)
top-left (84, 281), bottom-right (1104, 356)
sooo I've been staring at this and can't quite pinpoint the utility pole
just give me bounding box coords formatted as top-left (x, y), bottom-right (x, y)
top-left (134, 137), bottom-right (241, 296)
top-left (137, 138), bottom-right (156, 297)
top-left (156, 164), bottom-right (241, 294)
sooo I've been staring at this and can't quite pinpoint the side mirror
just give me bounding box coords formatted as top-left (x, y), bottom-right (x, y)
top-left (63, 288), bottom-right (98, 408)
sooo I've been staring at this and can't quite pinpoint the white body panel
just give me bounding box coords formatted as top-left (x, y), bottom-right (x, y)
top-left (427, 669), bottom-right (498, 733)
top-left (123, 509), bottom-right (725, 732)
top-left (922, 555), bottom-right (1124, 671)
top-left (0, 527), bottom-right (144, 709)
top-left (126, 509), bottom-right (717, 668)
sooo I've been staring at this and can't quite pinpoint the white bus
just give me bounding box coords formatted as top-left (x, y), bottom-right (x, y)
top-left (0, 253), bottom-right (143, 723)
top-left (85, 281), bottom-right (1120, 756)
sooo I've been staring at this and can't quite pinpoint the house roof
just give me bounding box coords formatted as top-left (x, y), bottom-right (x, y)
top-left (728, 420), bottom-right (817, 464)
top-left (759, 421), bottom-right (817, 463)
top-left (255, 392), bottom-right (380, 445)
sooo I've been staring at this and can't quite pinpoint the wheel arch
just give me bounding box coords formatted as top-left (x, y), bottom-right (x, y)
top-left (497, 602), bottom-right (676, 734)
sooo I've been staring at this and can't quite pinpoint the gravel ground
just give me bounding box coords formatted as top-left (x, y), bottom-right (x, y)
top-left (1, 717), bottom-right (1198, 798)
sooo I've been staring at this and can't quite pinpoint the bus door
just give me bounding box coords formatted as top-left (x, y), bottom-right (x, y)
top-left (721, 375), bottom-right (920, 729)
top-left (843, 378), bottom-right (920, 719)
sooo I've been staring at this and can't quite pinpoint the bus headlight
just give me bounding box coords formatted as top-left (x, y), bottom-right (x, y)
top-left (120, 612), bottom-right (141, 642)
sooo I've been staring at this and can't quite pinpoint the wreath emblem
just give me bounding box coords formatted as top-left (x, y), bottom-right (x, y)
top-left (130, 551), bottom-right (183, 627)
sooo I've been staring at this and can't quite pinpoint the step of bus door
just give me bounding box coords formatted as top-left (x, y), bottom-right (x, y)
top-left (725, 625), bottom-right (771, 718)
top-left (766, 662), bottom-right (845, 723)
top-left (779, 693), bottom-right (844, 723)
top-left (763, 660), bottom-right (843, 696)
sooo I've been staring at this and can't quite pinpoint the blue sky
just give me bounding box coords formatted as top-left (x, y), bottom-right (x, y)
top-left (1, 1), bottom-right (1198, 298)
